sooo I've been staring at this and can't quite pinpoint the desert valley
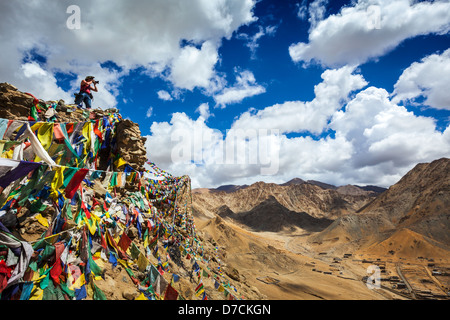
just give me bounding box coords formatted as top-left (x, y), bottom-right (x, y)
top-left (192, 158), bottom-right (450, 300)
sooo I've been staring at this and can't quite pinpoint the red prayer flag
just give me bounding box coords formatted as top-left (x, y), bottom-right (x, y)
top-left (100, 233), bottom-right (107, 250)
top-left (117, 232), bottom-right (132, 252)
top-left (93, 120), bottom-right (103, 142)
top-left (53, 123), bottom-right (65, 144)
top-left (50, 259), bottom-right (63, 285)
top-left (106, 230), bottom-right (127, 260)
top-left (65, 123), bottom-right (74, 135)
top-left (65, 168), bottom-right (89, 200)
top-left (80, 201), bottom-right (91, 219)
top-left (164, 284), bottom-right (179, 300)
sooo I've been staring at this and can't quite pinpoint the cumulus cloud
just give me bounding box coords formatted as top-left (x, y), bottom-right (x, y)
top-left (144, 112), bottom-right (226, 187)
top-left (213, 70), bottom-right (265, 108)
top-left (144, 67), bottom-right (450, 189)
top-left (169, 41), bottom-right (220, 91)
top-left (231, 66), bottom-right (367, 134)
top-left (157, 90), bottom-right (173, 101)
top-left (329, 86), bottom-right (450, 185)
top-left (392, 48), bottom-right (450, 110)
top-left (19, 62), bottom-right (73, 102)
top-left (289, 0), bottom-right (450, 67)
top-left (0, 0), bottom-right (257, 107)
top-left (196, 103), bottom-right (212, 121)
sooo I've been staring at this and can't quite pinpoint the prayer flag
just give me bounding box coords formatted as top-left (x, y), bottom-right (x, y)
top-left (65, 168), bottom-right (89, 200)
top-left (195, 281), bottom-right (204, 297)
top-left (117, 232), bottom-right (132, 252)
top-left (164, 284), bottom-right (179, 300)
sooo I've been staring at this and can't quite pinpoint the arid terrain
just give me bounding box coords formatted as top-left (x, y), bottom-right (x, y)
top-left (192, 158), bottom-right (450, 300)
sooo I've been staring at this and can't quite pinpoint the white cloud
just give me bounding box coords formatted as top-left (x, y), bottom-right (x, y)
top-left (392, 48), bottom-right (450, 110)
top-left (19, 62), bottom-right (72, 102)
top-left (144, 112), bottom-right (225, 187)
top-left (196, 103), bottom-right (212, 121)
top-left (239, 24), bottom-right (277, 59)
top-left (213, 70), bottom-right (266, 108)
top-left (144, 67), bottom-right (450, 189)
top-left (330, 86), bottom-right (449, 184)
top-left (0, 0), bottom-right (257, 107)
top-left (157, 90), bottom-right (173, 101)
top-left (307, 0), bottom-right (329, 30)
top-left (169, 41), bottom-right (220, 91)
top-left (231, 66), bottom-right (367, 134)
top-left (296, 0), bottom-right (309, 21)
top-left (146, 106), bottom-right (153, 118)
top-left (289, 0), bottom-right (450, 67)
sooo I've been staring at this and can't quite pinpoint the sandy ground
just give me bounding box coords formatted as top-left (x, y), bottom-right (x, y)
top-left (195, 215), bottom-right (410, 300)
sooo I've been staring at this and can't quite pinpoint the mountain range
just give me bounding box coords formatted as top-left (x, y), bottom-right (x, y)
top-left (193, 179), bottom-right (386, 221)
top-left (193, 158), bottom-right (450, 260)
top-left (310, 157), bottom-right (450, 258)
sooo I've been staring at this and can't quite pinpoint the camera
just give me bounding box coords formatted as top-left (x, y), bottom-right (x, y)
top-left (94, 80), bottom-right (99, 85)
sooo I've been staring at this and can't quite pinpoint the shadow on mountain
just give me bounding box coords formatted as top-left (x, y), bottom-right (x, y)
top-left (219, 196), bottom-right (333, 233)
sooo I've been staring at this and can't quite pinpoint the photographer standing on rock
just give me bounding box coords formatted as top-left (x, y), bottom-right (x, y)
top-left (75, 76), bottom-right (98, 109)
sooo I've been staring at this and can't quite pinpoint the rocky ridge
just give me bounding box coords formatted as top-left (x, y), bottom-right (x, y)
top-left (309, 158), bottom-right (450, 258)
top-left (0, 82), bottom-right (263, 300)
top-left (193, 180), bottom-right (381, 221)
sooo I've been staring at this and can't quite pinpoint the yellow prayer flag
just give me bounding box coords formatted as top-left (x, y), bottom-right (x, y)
top-left (35, 214), bottom-right (49, 227)
top-left (136, 293), bottom-right (148, 300)
top-left (37, 123), bottom-right (53, 150)
top-left (114, 156), bottom-right (127, 168)
top-left (82, 122), bottom-right (92, 155)
top-left (30, 122), bottom-right (43, 132)
top-left (3, 149), bottom-right (13, 159)
top-left (78, 273), bottom-right (86, 287)
top-left (137, 252), bottom-right (148, 272)
top-left (83, 217), bottom-right (97, 235)
top-left (50, 166), bottom-right (64, 200)
top-left (29, 286), bottom-right (43, 300)
top-left (143, 234), bottom-right (149, 248)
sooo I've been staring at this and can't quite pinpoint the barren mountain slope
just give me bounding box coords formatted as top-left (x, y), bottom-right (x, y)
top-left (309, 158), bottom-right (450, 258)
top-left (193, 181), bottom-right (379, 220)
top-left (359, 158), bottom-right (450, 242)
top-left (223, 196), bottom-right (333, 233)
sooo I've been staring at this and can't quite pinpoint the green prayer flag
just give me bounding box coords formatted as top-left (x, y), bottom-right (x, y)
top-left (30, 199), bottom-right (47, 213)
top-left (93, 282), bottom-right (107, 300)
top-left (42, 279), bottom-right (65, 300)
top-left (110, 172), bottom-right (118, 188)
top-left (40, 274), bottom-right (50, 290)
top-left (60, 282), bottom-right (75, 298)
top-left (30, 105), bottom-right (38, 121)
top-left (89, 256), bottom-right (103, 277)
top-left (62, 167), bottom-right (78, 188)
top-left (130, 242), bottom-right (140, 260)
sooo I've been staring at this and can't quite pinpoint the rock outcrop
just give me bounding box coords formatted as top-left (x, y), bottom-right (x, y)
top-left (0, 82), bottom-right (147, 174)
top-left (0, 82), bottom-right (264, 301)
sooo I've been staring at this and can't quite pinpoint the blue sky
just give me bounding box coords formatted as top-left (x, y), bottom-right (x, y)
top-left (1, 0), bottom-right (449, 188)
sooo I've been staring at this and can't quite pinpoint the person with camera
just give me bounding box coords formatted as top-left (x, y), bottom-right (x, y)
top-left (75, 76), bottom-right (98, 109)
